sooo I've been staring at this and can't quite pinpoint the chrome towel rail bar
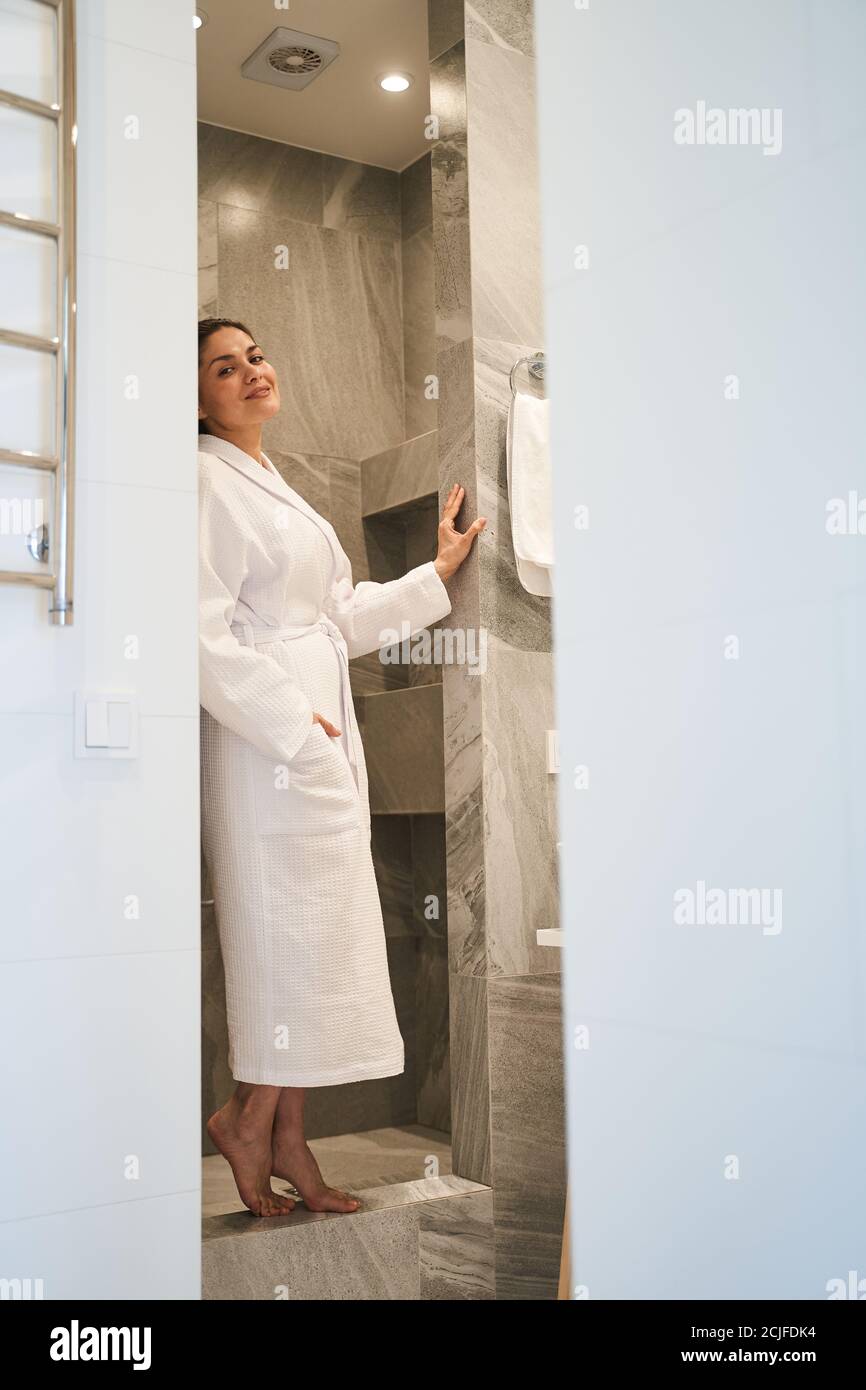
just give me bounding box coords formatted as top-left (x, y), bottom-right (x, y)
top-left (0, 0), bottom-right (77, 624)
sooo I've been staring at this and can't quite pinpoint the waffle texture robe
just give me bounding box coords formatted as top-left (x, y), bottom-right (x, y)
top-left (198, 434), bottom-right (452, 1085)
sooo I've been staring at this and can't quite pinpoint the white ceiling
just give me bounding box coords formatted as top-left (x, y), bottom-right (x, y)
top-left (195, 0), bottom-right (431, 172)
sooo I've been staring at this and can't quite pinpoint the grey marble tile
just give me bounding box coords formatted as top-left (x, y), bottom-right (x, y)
top-left (197, 122), bottom-right (323, 223)
top-left (436, 339), bottom-right (477, 511)
top-left (428, 0), bottom-right (465, 61)
top-left (488, 975), bottom-right (566, 1299)
top-left (362, 686), bottom-right (445, 814)
top-left (322, 156), bottom-right (401, 241)
top-left (405, 498), bottom-right (440, 572)
top-left (448, 971), bottom-right (491, 1184)
top-left (411, 814), bottom-right (449, 939)
top-left (371, 814), bottom-right (415, 939)
top-left (442, 659), bottom-right (485, 976)
top-left (350, 649), bottom-right (406, 696)
top-left (203, 1170), bottom-right (488, 1236)
top-left (347, 1173), bottom-right (488, 1208)
top-left (361, 432), bottom-right (439, 517)
top-left (419, 1188), bottom-right (495, 1298)
top-left (401, 152), bottom-right (433, 241)
top-left (387, 934), bottom-right (418, 1094)
top-left (327, 456), bottom-right (368, 580)
top-left (431, 44), bottom-right (473, 351)
top-left (404, 503), bottom-right (445, 688)
top-left (402, 227), bottom-right (438, 437)
top-left (464, 39), bottom-right (544, 344)
top-left (466, 0), bottom-right (535, 55)
top-left (430, 39), bottom-right (470, 152)
top-left (473, 336), bottom-right (552, 648)
top-left (416, 935), bottom-right (452, 1132)
top-left (203, 1200), bottom-right (421, 1300)
top-left (218, 204), bottom-right (404, 458)
top-left (360, 511), bottom-right (408, 585)
top-left (481, 634), bottom-right (560, 977)
top-left (197, 198), bottom-right (218, 318)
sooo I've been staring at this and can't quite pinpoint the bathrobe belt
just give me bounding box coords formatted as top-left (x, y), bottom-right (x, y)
top-left (231, 616), bottom-right (360, 789)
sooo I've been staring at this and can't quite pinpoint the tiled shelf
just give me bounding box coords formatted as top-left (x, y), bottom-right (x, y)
top-left (359, 685), bottom-right (445, 814)
top-left (361, 430), bottom-right (439, 519)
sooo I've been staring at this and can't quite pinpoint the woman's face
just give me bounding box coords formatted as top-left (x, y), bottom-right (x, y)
top-left (198, 327), bottom-right (280, 433)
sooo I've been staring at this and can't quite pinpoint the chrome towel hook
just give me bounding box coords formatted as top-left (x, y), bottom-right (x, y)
top-left (510, 350), bottom-right (546, 396)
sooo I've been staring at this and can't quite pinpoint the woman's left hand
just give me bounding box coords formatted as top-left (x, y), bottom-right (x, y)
top-left (433, 485), bottom-right (486, 582)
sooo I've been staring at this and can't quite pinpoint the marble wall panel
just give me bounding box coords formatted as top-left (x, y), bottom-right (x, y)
top-left (401, 152), bottom-right (434, 242)
top-left (198, 122), bottom-right (323, 223)
top-left (488, 975), bottom-right (566, 1299)
top-left (428, 0), bottom-right (466, 61)
top-left (198, 198), bottom-right (217, 317)
top-left (466, 0), bottom-right (535, 55)
top-left (431, 43), bottom-right (473, 352)
top-left (416, 935), bottom-right (452, 1131)
top-left (481, 636), bottom-right (559, 977)
top-left (362, 686), bottom-right (445, 814)
top-left (217, 203), bottom-right (404, 458)
top-left (372, 814), bottom-right (415, 940)
top-left (418, 1188), bottom-right (495, 1298)
top-left (464, 37), bottom-right (544, 345)
top-left (361, 432), bottom-right (439, 517)
top-left (402, 225), bottom-right (438, 437)
top-left (323, 156), bottom-right (401, 241)
top-left (448, 970), bottom-right (491, 1184)
top-left (412, 814), bottom-right (449, 940)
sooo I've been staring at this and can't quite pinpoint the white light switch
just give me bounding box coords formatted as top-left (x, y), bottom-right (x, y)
top-left (85, 700), bottom-right (110, 747)
top-left (107, 700), bottom-right (131, 748)
top-left (75, 692), bottom-right (139, 759)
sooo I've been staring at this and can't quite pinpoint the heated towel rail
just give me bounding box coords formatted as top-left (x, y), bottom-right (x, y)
top-left (0, 0), bottom-right (77, 624)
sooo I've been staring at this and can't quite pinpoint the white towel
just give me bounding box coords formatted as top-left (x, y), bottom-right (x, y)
top-left (506, 388), bottom-right (554, 597)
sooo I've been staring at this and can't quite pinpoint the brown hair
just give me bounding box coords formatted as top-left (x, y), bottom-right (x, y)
top-left (198, 317), bottom-right (256, 434)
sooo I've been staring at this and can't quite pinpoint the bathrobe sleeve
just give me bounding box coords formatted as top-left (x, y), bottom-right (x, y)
top-left (323, 549), bottom-right (453, 661)
top-left (199, 468), bottom-right (316, 765)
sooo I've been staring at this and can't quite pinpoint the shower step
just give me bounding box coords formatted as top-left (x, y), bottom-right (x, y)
top-left (202, 1174), bottom-right (494, 1300)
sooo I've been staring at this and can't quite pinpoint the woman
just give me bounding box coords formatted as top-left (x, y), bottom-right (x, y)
top-left (198, 318), bottom-right (485, 1218)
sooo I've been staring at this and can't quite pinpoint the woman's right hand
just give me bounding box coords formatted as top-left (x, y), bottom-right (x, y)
top-left (433, 484), bottom-right (487, 582)
top-left (313, 712), bottom-right (341, 738)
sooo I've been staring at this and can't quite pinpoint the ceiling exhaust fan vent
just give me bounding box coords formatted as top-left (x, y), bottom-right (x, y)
top-left (268, 46), bottom-right (322, 76)
top-left (241, 27), bottom-right (340, 91)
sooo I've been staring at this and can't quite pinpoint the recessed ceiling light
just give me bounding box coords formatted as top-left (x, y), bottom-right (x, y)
top-left (378, 72), bottom-right (414, 93)
top-left (194, 9), bottom-right (208, 29)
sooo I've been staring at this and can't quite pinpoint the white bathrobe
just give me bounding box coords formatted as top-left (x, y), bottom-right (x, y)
top-left (197, 433), bottom-right (452, 1086)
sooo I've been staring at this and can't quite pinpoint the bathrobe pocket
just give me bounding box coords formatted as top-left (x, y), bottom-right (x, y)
top-left (253, 723), bottom-right (359, 837)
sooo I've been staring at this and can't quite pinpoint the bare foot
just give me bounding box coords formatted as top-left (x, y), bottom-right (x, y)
top-left (272, 1132), bottom-right (361, 1213)
top-left (207, 1103), bottom-right (297, 1219)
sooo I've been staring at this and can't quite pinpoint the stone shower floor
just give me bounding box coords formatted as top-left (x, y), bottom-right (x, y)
top-left (202, 1123), bottom-right (452, 1217)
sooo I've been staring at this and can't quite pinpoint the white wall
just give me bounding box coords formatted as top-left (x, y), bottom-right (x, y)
top-left (536, 0), bottom-right (866, 1297)
top-left (0, 0), bottom-right (200, 1297)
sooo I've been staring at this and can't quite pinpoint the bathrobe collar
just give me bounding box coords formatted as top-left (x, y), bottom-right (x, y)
top-left (198, 433), bottom-right (343, 576)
